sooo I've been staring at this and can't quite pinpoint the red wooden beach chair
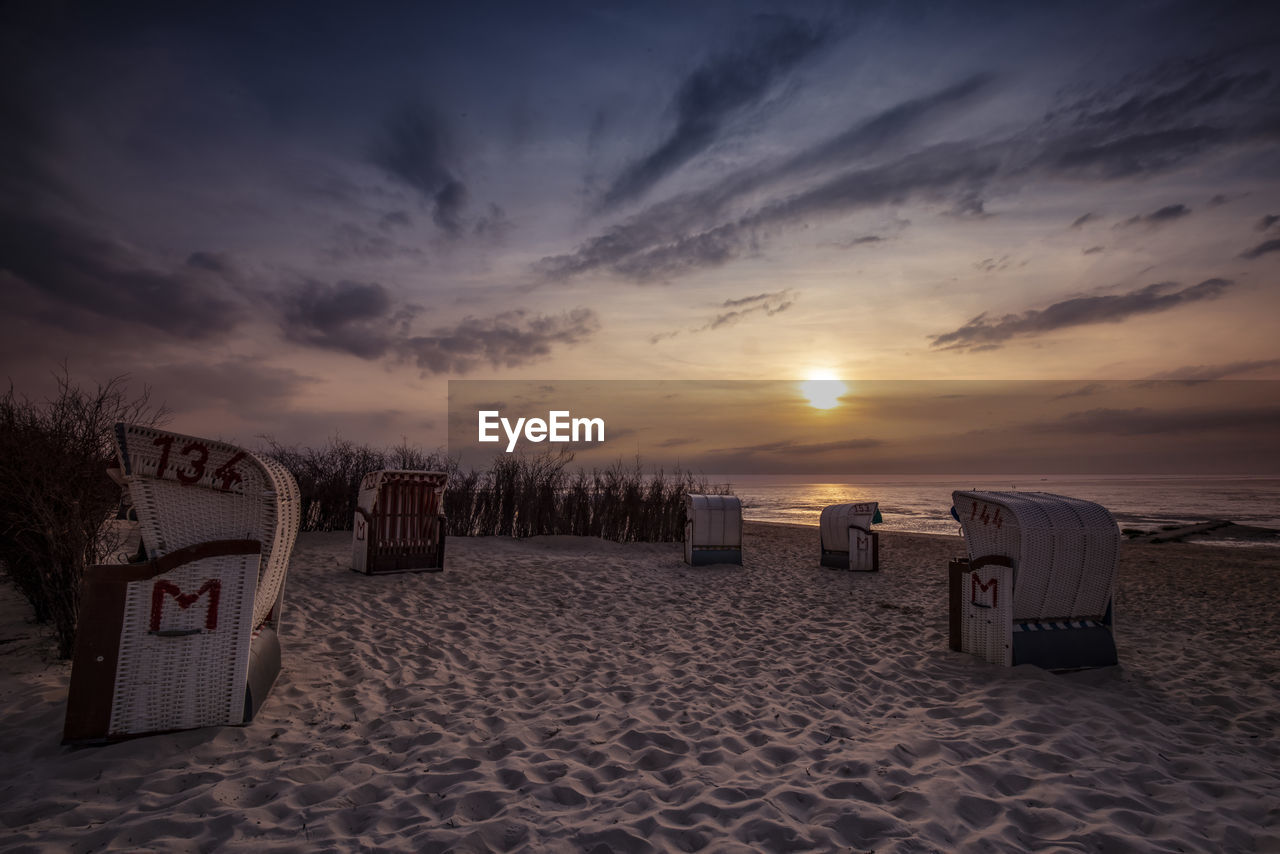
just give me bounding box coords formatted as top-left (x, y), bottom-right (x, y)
top-left (352, 470), bottom-right (448, 574)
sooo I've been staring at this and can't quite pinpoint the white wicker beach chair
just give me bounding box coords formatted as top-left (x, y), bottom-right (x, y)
top-left (684, 494), bottom-right (742, 566)
top-left (352, 470), bottom-right (448, 574)
top-left (949, 490), bottom-right (1119, 670)
top-left (64, 424), bottom-right (300, 743)
top-left (819, 502), bottom-right (880, 571)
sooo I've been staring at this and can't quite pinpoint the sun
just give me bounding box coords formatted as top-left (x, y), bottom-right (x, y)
top-left (798, 371), bottom-right (847, 410)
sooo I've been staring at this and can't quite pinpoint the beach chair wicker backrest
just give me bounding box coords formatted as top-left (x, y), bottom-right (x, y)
top-left (686, 494), bottom-right (742, 549)
top-left (819, 502), bottom-right (879, 552)
top-left (114, 424), bottom-right (300, 629)
top-left (952, 490), bottom-right (1118, 621)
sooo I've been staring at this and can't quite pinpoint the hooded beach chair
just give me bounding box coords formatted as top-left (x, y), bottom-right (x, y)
top-left (949, 490), bottom-right (1119, 670)
top-left (64, 424), bottom-right (300, 743)
top-left (819, 501), bottom-right (882, 570)
top-left (352, 470), bottom-right (448, 574)
top-left (684, 494), bottom-right (742, 566)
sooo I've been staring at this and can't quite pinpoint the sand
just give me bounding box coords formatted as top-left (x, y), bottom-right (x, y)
top-left (1, 523), bottom-right (1279, 853)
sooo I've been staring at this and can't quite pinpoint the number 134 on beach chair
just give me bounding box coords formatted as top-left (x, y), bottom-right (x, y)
top-left (63, 425), bottom-right (300, 743)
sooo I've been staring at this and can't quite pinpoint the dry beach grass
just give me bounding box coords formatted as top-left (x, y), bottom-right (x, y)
top-left (1, 523), bottom-right (1279, 852)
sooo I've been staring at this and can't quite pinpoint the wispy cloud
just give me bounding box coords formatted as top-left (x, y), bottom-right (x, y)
top-left (1120, 203), bottom-right (1191, 227)
top-left (725, 437), bottom-right (883, 455)
top-left (1024, 405), bottom-right (1280, 436)
top-left (929, 278), bottom-right (1234, 351)
top-left (538, 74), bottom-right (997, 282)
top-left (599, 15), bottom-right (829, 210)
top-left (371, 102), bottom-right (468, 236)
top-left (401, 308), bottom-right (600, 374)
top-left (540, 53), bottom-right (1279, 284)
top-left (1240, 238), bottom-right (1280, 259)
top-left (276, 280), bottom-right (414, 359)
top-left (1145, 359), bottom-right (1280, 381)
top-left (1255, 213), bottom-right (1279, 231)
top-left (649, 289), bottom-right (795, 343)
top-left (0, 209), bottom-right (244, 338)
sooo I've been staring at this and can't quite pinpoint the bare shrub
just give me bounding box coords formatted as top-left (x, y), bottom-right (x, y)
top-left (0, 371), bottom-right (165, 658)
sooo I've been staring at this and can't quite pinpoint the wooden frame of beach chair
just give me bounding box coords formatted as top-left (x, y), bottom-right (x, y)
top-left (352, 470), bottom-right (448, 574)
top-left (684, 494), bottom-right (742, 566)
top-left (63, 424), bottom-right (300, 743)
top-left (819, 502), bottom-right (880, 571)
top-left (950, 490), bottom-right (1119, 670)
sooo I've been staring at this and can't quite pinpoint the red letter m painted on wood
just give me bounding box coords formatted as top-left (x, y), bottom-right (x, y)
top-left (970, 574), bottom-right (998, 609)
top-left (150, 579), bottom-right (222, 632)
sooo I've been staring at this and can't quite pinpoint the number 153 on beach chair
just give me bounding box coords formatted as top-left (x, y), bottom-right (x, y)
top-left (63, 425), bottom-right (300, 743)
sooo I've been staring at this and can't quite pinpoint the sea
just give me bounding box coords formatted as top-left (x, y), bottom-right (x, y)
top-left (716, 474), bottom-right (1280, 543)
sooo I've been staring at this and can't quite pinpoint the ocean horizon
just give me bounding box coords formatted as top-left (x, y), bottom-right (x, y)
top-left (711, 473), bottom-right (1280, 538)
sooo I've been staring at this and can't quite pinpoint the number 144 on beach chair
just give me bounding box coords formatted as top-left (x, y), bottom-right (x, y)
top-left (63, 425), bottom-right (300, 743)
top-left (948, 490), bottom-right (1120, 671)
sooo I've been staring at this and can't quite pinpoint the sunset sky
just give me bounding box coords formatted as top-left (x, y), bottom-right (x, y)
top-left (2, 1), bottom-right (1278, 465)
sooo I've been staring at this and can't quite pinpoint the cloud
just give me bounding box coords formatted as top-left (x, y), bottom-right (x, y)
top-left (599, 15), bottom-right (829, 210)
top-left (1257, 214), bottom-right (1280, 231)
top-left (1083, 246), bottom-right (1104, 255)
top-left (1120, 203), bottom-right (1191, 227)
top-left (1240, 238), bottom-right (1280, 259)
top-left (0, 53), bottom-right (244, 340)
top-left (400, 308), bottom-right (600, 374)
top-left (371, 102), bottom-right (468, 236)
top-left (378, 211), bottom-right (412, 230)
top-left (650, 290), bottom-right (795, 342)
top-left (537, 75), bottom-right (997, 282)
top-left (0, 209), bottom-right (244, 338)
top-left (185, 251), bottom-right (236, 275)
top-left (276, 279), bottom-right (415, 359)
top-left (144, 359), bottom-right (317, 415)
top-left (1070, 212), bottom-right (1099, 228)
top-left (540, 53), bottom-right (1280, 284)
top-left (1024, 406), bottom-right (1280, 436)
top-left (929, 278), bottom-right (1234, 351)
top-left (1145, 359), bottom-right (1280, 381)
top-left (1052, 383), bottom-right (1104, 400)
top-left (724, 438), bottom-right (883, 455)
top-left (707, 290), bottom-right (793, 329)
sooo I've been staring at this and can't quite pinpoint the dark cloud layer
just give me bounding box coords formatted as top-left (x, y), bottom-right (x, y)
top-left (402, 309), bottom-right (600, 374)
top-left (1146, 359), bottom-right (1280, 381)
top-left (542, 52), bottom-right (1279, 283)
top-left (277, 280), bottom-right (410, 359)
top-left (371, 103), bottom-right (468, 236)
top-left (600, 15), bottom-right (829, 210)
top-left (1025, 405), bottom-right (1280, 436)
top-left (0, 210), bottom-right (244, 338)
top-left (1121, 203), bottom-right (1191, 227)
top-left (724, 437), bottom-right (883, 455)
top-left (929, 278), bottom-right (1234, 351)
top-left (540, 74), bottom-right (996, 282)
top-left (276, 278), bottom-right (600, 373)
top-left (1240, 238), bottom-right (1280, 259)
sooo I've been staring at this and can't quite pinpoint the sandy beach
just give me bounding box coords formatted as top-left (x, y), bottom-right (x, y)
top-left (2, 522), bottom-right (1278, 853)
